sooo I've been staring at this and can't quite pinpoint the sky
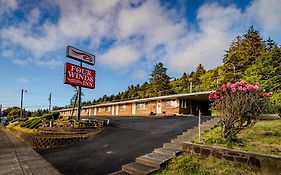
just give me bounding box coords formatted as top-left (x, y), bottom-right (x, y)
top-left (1, 0), bottom-right (281, 111)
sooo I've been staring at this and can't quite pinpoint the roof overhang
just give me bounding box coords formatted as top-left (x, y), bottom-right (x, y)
top-left (56, 91), bottom-right (211, 112)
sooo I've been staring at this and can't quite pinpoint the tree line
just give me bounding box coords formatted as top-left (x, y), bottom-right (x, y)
top-left (69, 26), bottom-right (280, 113)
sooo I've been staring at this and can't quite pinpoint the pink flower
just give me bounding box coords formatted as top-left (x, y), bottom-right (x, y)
top-left (220, 85), bottom-right (227, 91)
top-left (231, 84), bottom-right (237, 89)
top-left (263, 92), bottom-right (273, 97)
top-left (231, 88), bottom-right (236, 93)
top-left (220, 97), bottom-right (225, 101)
top-left (213, 94), bottom-right (220, 99)
top-left (253, 85), bottom-right (259, 90)
top-left (243, 87), bottom-right (248, 92)
top-left (238, 86), bottom-right (243, 91)
top-left (209, 91), bottom-right (217, 100)
top-left (246, 85), bottom-right (253, 91)
top-left (240, 80), bottom-right (246, 85)
top-left (226, 82), bottom-right (232, 89)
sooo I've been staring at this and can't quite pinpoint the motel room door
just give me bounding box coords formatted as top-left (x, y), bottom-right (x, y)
top-left (111, 106), bottom-right (115, 116)
top-left (156, 100), bottom-right (162, 114)
top-left (132, 103), bottom-right (136, 115)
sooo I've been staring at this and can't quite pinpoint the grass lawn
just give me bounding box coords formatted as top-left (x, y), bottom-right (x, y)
top-left (154, 153), bottom-right (261, 175)
top-left (194, 120), bottom-right (281, 156)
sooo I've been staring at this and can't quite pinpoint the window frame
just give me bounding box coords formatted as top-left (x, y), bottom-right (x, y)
top-left (119, 104), bottom-right (126, 111)
top-left (165, 99), bottom-right (178, 108)
top-left (137, 102), bottom-right (148, 110)
top-left (105, 106), bottom-right (111, 112)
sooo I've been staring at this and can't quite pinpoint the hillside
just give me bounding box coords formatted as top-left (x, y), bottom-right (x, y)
top-left (69, 27), bottom-right (280, 114)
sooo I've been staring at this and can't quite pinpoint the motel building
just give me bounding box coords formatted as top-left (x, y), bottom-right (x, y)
top-left (57, 91), bottom-right (212, 118)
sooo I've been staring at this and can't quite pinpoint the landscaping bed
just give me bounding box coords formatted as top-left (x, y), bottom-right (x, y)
top-left (6, 116), bottom-right (106, 149)
top-left (153, 119), bottom-right (281, 175)
top-left (154, 153), bottom-right (261, 175)
top-left (194, 120), bottom-right (281, 156)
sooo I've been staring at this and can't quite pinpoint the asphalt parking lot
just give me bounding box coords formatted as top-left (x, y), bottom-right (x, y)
top-left (38, 116), bottom-right (211, 175)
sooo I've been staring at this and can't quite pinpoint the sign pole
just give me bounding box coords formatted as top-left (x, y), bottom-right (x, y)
top-left (198, 107), bottom-right (201, 143)
top-left (77, 62), bottom-right (82, 121)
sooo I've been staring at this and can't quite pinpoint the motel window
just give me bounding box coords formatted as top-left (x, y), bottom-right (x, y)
top-left (97, 107), bottom-right (102, 112)
top-left (137, 102), bottom-right (148, 110)
top-left (119, 105), bottom-right (126, 111)
top-left (105, 106), bottom-right (111, 112)
top-left (166, 99), bottom-right (177, 108)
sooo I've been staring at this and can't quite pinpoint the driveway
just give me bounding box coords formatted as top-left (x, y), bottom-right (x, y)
top-left (38, 116), bottom-right (211, 175)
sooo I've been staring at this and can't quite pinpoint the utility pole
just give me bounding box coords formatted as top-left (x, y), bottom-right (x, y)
top-left (48, 93), bottom-right (52, 111)
top-left (20, 89), bottom-right (27, 118)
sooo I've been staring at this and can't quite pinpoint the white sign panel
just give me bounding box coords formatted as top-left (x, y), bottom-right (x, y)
top-left (66, 46), bottom-right (95, 65)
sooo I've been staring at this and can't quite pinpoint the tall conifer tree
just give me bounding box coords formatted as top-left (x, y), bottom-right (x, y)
top-left (148, 62), bottom-right (172, 97)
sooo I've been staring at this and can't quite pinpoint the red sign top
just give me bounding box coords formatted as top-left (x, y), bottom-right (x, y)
top-left (66, 46), bottom-right (95, 65)
top-left (64, 62), bottom-right (95, 89)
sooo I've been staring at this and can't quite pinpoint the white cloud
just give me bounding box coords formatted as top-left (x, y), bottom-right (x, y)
top-left (117, 0), bottom-right (186, 50)
top-left (16, 77), bottom-right (29, 84)
top-left (12, 58), bottom-right (29, 66)
top-left (166, 3), bottom-right (243, 71)
top-left (131, 70), bottom-right (147, 79)
top-left (1, 0), bottom-right (281, 74)
top-left (9, 56), bottom-right (62, 68)
top-left (2, 50), bottom-right (13, 57)
top-left (0, 0), bottom-right (119, 61)
top-left (0, 0), bottom-right (18, 18)
top-left (247, 0), bottom-right (281, 33)
top-left (100, 45), bottom-right (140, 69)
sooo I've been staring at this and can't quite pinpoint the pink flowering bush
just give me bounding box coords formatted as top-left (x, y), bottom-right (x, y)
top-left (209, 80), bottom-right (272, 140)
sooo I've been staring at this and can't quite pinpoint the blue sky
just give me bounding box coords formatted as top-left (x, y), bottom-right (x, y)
top-left (1, 0), bottom-right (281, 111)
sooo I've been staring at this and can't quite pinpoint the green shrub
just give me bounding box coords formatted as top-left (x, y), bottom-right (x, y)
top-left (20, 120), bottom-right (33, 127)
top-left (20, 118), bottom-right (42, 129)
top-left (40, 113), bottom-right (53, 120)
top-left (28, 118), bottom-right (42, 129)
top-left (209, 81), bottom-right (271, 140)
top-left (40, 112), bottom-right (60, 120)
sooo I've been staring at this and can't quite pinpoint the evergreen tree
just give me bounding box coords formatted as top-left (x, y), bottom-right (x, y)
top-left (181, 72), bottom-right (190, 92)
top-left (92, 99), bottom-right (96, 104)
top-left (193, 64), bottom-right (206, 86)
top-left (148, 62), bottom-right (172, 97)
top-left (245, 47), bottom-right (281, 92)
top-left (265, 38), bottom-right (278, 51)
top-left (223, 26), bottom-right (266, 82)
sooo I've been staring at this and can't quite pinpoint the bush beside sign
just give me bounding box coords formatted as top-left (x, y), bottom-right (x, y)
top-left (64, 62), bottom-right (95, 89)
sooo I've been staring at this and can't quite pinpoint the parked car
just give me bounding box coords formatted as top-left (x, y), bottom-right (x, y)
top-left (0, 116), bottom-right (9, 126)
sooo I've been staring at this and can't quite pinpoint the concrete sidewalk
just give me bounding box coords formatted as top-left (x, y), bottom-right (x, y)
top-left (0, 127), bottom-right (60, 175)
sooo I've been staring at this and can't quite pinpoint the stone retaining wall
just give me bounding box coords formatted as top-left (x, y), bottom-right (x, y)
top-left (9, 128), bottom-right (99, 149)
top-left (183, 141), bottom-right (281, 175)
